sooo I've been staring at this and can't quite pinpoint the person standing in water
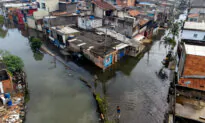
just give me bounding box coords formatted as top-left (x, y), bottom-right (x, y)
top-left (117, 106), bottom-right (121, 119)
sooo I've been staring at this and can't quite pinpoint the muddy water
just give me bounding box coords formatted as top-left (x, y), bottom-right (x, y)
top-left (105, 41), bottom-right (171, 123)
top-left (0, 28), bottom-right (98, 123)
top-left (1, 22), bottom-right (170, 123)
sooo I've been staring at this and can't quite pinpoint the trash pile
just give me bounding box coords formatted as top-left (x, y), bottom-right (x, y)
top-left (0, 71), bottom-right (28, 123)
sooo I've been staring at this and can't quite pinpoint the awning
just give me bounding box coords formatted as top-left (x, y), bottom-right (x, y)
top-left (113, 43), bottom-right (128, 50)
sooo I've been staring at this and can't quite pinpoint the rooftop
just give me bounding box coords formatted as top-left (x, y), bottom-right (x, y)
top-left (190, 8), bottom-right (205, 14)
top-left (92, 0), bottom-right (115, 10)
top-left (176, 96), bottom-right (205, 123)
top-left (128, 10), bottom-right (141, 17)
top-left (51, 26), bottom-right (80, 35)
top-left (183, 54), bottom-right (205, 76)
top-left (188, 13), bottom-right (199, 18)
top-left (68, 29), bottom-right (122, 57)
top-left (178, 78), bottom-right (205, 91)
top-left (139, 19), bottom-right (149, 26)
top-left (184, 22), bottom-right (205, 31)
top-left (185, 44), bottom-right (205, 57)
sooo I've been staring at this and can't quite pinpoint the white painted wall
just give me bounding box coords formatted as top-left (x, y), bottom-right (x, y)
top-left (78, 17), bottom-right (102, 29)
top-left (94, 6), bottom-right (103, 18)
top-left (27, 17), bottom-right (36, 29)
top-left (182, 30), bottom-right (205, 41)
top-left (45, 0), bottom-right (59, 12)
top-left (0, 82), bottom-right (4, 93)
top-left (33, 9), bottom-right (49, 20)
top-left (37, 0), bottom-right (59, 12)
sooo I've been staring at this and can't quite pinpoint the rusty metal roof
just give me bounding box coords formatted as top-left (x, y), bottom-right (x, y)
top-left (128, 10), bottom-right (140, 17)
top-left (92, 0), bottom-right (115, 10)
top-left (183, 54), bottom-right (205, 76)
top-left (178, 78), bottom-right (205, 91)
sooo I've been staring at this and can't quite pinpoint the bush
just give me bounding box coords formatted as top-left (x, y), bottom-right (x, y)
top-left (29, 37), bottom-right (42, 51)
top-left (96, 94), bottom-right (107, 114)
top-left (2, 54), bottom-right (24, 74)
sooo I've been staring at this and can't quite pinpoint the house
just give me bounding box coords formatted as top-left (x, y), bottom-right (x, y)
top-left (67, 29), bottom-right (129, 70)
top-left (175, 43), bottom-right (205, 123)
top-left (78, 15), bottom-right (102, 30)
top-left (91, 0), bottom-right (116, 18)
top-left (181, 22), bottom-right (205, 45)
top-left (43, 15), bottom-right (77, 34)
top-left (27, 0), bottom-right (59, 31)
top-left (188, 8), bottom-right (205, 22)
top-left (59, 0), bottom-right (77, 13)
top-left (49, 25), bottom-right (80, 48)
top-left (0, 63), bottom-right (13, 94)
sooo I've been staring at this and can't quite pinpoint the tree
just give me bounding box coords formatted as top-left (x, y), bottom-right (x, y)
top-left (29, 37), bottom-right (42, 52)
top-left (0, 50), bottom-right (24, 74)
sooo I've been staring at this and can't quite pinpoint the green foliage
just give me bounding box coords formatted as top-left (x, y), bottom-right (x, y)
top-left (169, 22), bottom-right (180, 40)
top-left (0, 50), bottom-right (24, 74)
top-left (96, 94), bottom-right (107, 115)
top-left (3, 55), bottom-right (24, 73)
top-left (33, 52), bottom-right (44, 61)
top-left (0, 28), bottom-right (7, 38)
top-left (29, 37), bottom-right (42, 51)
top-left (0, 15), bottom-right (4, 24)
top-left (164, 37), bottom-right (176, 48)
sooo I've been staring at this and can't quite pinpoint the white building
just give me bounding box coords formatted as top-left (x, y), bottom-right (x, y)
top-left (27, 0), bottom-right (59, 31)
top-left (78, 16), bottom-right (102, 30)
top-left (181, 22), bottom-right (205, 44)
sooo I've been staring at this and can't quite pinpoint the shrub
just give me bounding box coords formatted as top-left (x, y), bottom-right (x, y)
top-left (30, 37), bottom-right (42, 51)
top-left (2, 54), bottom-right (24, 74)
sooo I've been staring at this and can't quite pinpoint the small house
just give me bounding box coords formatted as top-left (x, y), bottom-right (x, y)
top-left (181, 22), bottom-right (205, 45)
top-left (49, 25), bottom-right (80, 48)
top-left (78, 15), bottom-right (102, 30)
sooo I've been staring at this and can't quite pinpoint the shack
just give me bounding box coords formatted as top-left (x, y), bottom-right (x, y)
top-left (50, 25), bottom-right (80, 49)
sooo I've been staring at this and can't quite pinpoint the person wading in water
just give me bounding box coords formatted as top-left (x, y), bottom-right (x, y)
top-left (117, 106), bottom-right (121, 119)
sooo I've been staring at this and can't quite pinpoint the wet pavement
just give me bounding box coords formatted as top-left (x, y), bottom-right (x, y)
top-left (0, 26), bottom-right (98, 123)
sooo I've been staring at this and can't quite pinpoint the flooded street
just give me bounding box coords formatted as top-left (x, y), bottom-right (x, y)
top-left (0, 28), bottom-right (98, 123)
top-left (0, 23), bottom-right (170, 123)
top-left (105, 41), bottom-right (171, 123)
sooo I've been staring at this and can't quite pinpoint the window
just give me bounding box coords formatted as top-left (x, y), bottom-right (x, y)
top-left (193, 34), bottom-right (198, 38)
top-left (41, 3), bottom-right (46, 9)
top-left (203, 35), bottom-right (205, 40)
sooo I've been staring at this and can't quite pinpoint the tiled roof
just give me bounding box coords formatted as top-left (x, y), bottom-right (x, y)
top-left (92, 0), bottom-right (115, 10)
top-left (116, 0), bottom-right (127, 6)
top-left (178, 78), bottom-right (205, 91)
top-left (139, 19), bottom-right (149, 26)
top-left (128, 10), bottom-right (140, 17)
top-left (188, 13), bottom-right (199, 18)
top-left (183, 54), bottom-right (205, 76)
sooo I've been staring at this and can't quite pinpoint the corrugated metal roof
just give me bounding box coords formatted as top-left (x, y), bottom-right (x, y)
top-left (184, 22), bottom-right (205, 31)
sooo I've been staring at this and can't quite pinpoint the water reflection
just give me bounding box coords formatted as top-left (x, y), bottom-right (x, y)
top-left (33, 52), bottom-right (44, 61)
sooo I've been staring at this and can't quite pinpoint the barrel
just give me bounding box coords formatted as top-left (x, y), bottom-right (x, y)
top-left (7, 100), bottom-right (12, 106)
top-left (4, 93), bottom-right (10, 99)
